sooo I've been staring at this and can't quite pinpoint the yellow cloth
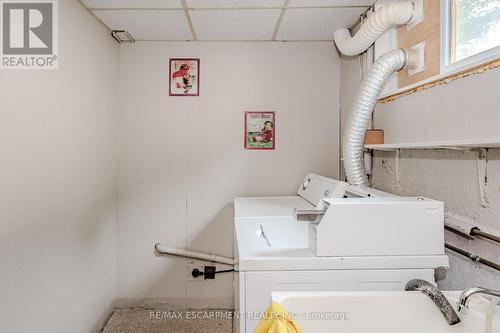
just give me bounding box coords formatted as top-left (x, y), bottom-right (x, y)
top-left (253, 302), bottom-right (303, 333)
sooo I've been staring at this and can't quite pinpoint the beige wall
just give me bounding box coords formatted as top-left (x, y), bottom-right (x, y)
top-left (0, 1), bottom-right (119, 332)
top-left (117, 41), bottom-right (341, 308)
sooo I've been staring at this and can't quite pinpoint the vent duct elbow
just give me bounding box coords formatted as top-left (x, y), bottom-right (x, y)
top-left (343, 49), bottom-right (407, 186)
top-left (334, 0), bottom-right (416, 56)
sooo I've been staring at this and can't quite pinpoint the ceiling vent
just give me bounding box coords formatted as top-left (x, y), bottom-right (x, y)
top-left (111, 30), bottom-right (135, 44)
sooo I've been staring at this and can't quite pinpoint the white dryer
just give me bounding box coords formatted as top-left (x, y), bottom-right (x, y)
top-left (234, 173), bottom-right (347, 219)
top-left (233, 174), bottom-right (449, 333)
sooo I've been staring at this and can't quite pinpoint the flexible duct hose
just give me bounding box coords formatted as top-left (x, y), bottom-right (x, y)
top-left (334, 1), bottom-right (415, 56)
top-left (343, 49), bottom-right (407, 186)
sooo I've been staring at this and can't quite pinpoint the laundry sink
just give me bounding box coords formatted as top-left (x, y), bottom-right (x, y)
top-left (272, 291), bottom-right (500, 333)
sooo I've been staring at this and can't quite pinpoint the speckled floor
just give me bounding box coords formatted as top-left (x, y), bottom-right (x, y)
top-left (102, 309), bottom-right (233, 333)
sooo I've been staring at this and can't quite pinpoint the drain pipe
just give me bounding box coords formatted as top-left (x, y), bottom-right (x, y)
top-left (334, 0), bottom-right (419, 56)
top-left (343, 49), bottom-right (419, 185)
top-left (155, 243), bottom-right (236, 266)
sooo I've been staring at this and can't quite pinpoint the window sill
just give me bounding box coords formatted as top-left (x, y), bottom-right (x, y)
top-left (378, 55), bottom-right (500, 104)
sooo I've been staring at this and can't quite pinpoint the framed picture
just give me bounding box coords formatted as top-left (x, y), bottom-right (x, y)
top-left (169, 58), bottom-right (200, 96)
top-left (244, 112), bottom-right (275, 150)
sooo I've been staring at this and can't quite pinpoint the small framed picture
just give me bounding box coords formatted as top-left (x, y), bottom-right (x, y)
top-left (169, 58), bottom-right (200, 96)
top-left (244, 112), bottom-right (275, 150)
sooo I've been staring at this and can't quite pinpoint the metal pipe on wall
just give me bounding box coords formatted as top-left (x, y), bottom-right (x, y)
top-left (445, 243), bottom-right (500, 271)
top-left (470, 228), bottom-right (500, 244)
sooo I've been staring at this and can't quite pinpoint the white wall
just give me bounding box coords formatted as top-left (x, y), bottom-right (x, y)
top-left (0, 1), bottom-right (119, 332)
top-left (375, 68), bottom-right (500, 143)
top-left (371, 68), bottom-right (500, 290)
top-left (339, 54), bottom-right (500, 289)
top-left (117, 42), bottom-right (340, 308)
top-left (339, 55), bottom-right (362, 180)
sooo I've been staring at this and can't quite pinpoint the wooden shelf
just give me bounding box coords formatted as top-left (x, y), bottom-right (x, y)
top-left (364, 137), bottom-right (500, 151)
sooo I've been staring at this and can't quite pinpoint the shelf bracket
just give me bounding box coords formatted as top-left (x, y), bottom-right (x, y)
top-left (476, 148), bottom-right (490, 208)
top-left (395, 149), bottom-right (401, 189)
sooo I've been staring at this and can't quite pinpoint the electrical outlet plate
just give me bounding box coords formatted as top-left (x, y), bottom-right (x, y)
top-left (186, 260), bottom-right (233, 281)
top-left (407, 0), bottom-right (424, 30)
top-left (186, 260), bottom-right (205, 281)
top-left (408, 41), bottom-right (425, 76)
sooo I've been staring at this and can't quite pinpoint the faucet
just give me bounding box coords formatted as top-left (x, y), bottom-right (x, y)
top-left (405, 279), bottom-right (461, 325)
top-left (458, 287), bottom-right (500, 314)
top-left (293, 208), bottom-right (325, 222)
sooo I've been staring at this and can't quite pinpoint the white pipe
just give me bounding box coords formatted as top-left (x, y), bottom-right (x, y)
top-left (343, 49), bottom-right (408, 186)
top-left (334, 1), bottom-right (416, 56)
top-left (155, 243), bottom-right (236, 266)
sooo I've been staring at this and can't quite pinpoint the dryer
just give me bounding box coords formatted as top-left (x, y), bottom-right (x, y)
top-left (234, 173), bottom-right (348, 219)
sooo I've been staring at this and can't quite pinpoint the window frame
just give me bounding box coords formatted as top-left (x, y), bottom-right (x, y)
top-left (440, 0), bottom-right (500, 74)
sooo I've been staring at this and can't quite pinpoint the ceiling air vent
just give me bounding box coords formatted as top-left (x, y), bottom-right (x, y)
top-left (111, 30), bottom-right (135, 44)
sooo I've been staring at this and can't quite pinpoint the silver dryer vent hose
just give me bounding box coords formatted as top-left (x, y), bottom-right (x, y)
top-left (343, 49), bottom-right (408, 186)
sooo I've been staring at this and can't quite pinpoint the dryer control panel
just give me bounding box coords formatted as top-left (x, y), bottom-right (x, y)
top-left (297, 173), bottom-right (347, 205)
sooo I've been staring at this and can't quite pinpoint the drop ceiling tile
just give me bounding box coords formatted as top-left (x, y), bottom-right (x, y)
top-left (93, 10), bottom-right (193, 40)
top-left (190, 9), bottom-right (281, 40)
top-left (276, 7), bottom-right (365, 40)
top-left (82, 0), bottom-right (182, 8)
top-left (186, 0), bottom-right (285, 8)
top-left (288, 0), bottom-right (374, 7)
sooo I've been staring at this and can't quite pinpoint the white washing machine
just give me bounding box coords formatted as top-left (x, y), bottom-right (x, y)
top-left (233, 174), bottom-right (449, 333)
